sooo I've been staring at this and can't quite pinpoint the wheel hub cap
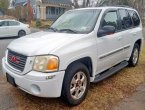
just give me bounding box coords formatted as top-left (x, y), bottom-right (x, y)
top-left (70, 71), bottom-right (87, 100)
top-left (133, 48), bottom-right (139, 65)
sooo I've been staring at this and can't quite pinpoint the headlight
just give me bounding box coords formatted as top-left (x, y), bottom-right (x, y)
top-left (33, 55), bottom-right (59, 72)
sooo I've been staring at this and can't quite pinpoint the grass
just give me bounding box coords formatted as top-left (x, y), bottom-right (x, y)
top-left (2, 47), bottom-right (145, 110)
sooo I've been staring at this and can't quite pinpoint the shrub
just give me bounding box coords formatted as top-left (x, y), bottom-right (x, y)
top-left (36, 20), bottom-right (41, 27)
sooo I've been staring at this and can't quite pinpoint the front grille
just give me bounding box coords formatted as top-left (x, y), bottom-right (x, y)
top-left (7, 50), bottom-right (27, 72)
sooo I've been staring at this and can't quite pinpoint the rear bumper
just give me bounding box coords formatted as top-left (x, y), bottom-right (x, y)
top-left (2, 57), bottom-right (65, 97)
top-left (26, 28), bottom-right (31, 35)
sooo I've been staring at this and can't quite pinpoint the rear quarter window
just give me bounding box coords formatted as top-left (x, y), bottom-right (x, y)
top-left (128, 10), bottom-right (140, 27)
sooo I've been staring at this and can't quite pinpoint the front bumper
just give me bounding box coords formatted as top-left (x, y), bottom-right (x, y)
top-left (2, 57), bottom-right (65, 98)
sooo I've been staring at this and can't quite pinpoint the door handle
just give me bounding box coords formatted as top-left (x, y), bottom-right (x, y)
top-left (133, 33), bottom-right (137, 36)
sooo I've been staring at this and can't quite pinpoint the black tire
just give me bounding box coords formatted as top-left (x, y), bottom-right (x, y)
top-left (18, 30), bottom-right (26, 37)
top-left (61, 62), bottom-right (90, 106)
top-left (128, 43), bottom-right (140, 67)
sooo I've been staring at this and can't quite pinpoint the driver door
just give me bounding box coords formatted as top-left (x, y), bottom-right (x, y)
top-left (96, 10), bottom-right (124, 73)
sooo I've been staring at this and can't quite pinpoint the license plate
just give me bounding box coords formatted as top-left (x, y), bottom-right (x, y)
top-left (6, 73), bottom-right (17, 87)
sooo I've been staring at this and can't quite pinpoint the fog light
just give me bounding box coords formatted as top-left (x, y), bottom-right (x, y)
top-left (31, 84), bottom-right (40, 95)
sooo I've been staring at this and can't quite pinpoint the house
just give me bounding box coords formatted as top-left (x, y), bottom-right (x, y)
top-left (37, 0), bottom-right (72, 20)
top-left (13, 0), bottom-right (72, 20)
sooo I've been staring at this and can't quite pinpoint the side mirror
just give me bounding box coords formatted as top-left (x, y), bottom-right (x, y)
top-left (97, 25), bottom-right (116, 37)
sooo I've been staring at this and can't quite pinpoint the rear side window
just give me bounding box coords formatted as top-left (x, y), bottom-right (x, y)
top-left (119, 9), bottom-right (133, 29)
top-left (128, 10), bottom-right (140, 27)
top-left (8, 21), bottom-right (20, 26)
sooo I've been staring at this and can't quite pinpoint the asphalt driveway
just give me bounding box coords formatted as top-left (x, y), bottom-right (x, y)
top-left (0, 28), bottom-right (39, 72)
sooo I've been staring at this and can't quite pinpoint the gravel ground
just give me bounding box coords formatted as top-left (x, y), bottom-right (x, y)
top-left (0, 47), bottom-right (144, 110)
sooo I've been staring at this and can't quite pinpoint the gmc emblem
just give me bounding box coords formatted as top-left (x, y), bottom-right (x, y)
top-left (10, 56), bottom-right (20, 64)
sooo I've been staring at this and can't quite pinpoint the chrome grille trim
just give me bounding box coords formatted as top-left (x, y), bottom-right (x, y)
top-left (7, 50), bottom-right (27, 72)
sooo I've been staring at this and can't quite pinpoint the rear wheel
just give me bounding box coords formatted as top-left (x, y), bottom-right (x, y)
top-left (128, 43), bottom-right (140, 67)
top-left (61, 62), bottom-right (90, 106)
top-left (18, 30), bottom-right (26, 37)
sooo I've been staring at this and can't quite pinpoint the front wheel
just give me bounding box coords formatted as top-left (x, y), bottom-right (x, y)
top-left (61, 62), bottom-right (90, 106)
top-left (128, 44), bottom-right (140, 67)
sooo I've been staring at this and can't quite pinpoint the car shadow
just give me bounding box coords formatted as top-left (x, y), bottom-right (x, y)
top-left (0, 36), bottom-right (19, 40)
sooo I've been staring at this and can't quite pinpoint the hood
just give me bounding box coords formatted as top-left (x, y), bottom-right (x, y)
top-left (8, 31), bottom-right (83, 56)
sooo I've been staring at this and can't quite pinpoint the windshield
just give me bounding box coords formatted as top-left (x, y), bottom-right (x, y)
top-left (50, 9), bottom-right (101, 34)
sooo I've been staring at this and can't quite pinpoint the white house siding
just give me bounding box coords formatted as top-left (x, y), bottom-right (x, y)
top-left (46, 7), bottom-right (65, 20)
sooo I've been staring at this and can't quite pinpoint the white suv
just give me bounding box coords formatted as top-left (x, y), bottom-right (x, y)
top-left (2, 6), bottom-right (143, 105)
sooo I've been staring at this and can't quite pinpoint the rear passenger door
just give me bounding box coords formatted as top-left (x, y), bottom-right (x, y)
top-left (118, 9), bottom-right (139, 59)
top-left (128, 10), bottom-right (142, 57)
top-left (8, 21), bottom-right (20, 36)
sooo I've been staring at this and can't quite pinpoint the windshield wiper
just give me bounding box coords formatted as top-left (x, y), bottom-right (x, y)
top-left (59, 29), bottom-right (78, 34)
top-left (48, 27), bottom-right (58, 32)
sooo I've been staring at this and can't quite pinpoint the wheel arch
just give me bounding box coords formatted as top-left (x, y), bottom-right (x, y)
top-left (65, 57), bottom-right (93, 77)
top-left (135, 39), bottom-right (142, 51)
top-left (18, 29), bottom-right (25, 34)
top-left (18, 29), bottom-right (25, 33)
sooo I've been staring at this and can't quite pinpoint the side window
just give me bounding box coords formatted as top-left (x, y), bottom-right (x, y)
top-left (0, 21), bottom-right (8, 27)
top-left (101, 11), bottom-right (120, 30)
top-left (9, 21), bottom-right (20, 26)
top-left (128, 10), bottom-right (140, 27)
top-left (119, 9), bottom-right (133, 29)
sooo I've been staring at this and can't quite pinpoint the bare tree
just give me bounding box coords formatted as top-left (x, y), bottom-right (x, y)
top-left (71, 0), bottom-right (145, 19)
top-left (131, 0), bottom-right (144, 19)
top-left (72, 0), bottom-right (91, 8)
top-left (0, 0), bottom-right (9, 12)
top-left (94, 0), bottom-right (107, 6)
top-left (72, 0), bottom-right (106, 8)
top-left (72, 0), bottom-right (79, 8)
